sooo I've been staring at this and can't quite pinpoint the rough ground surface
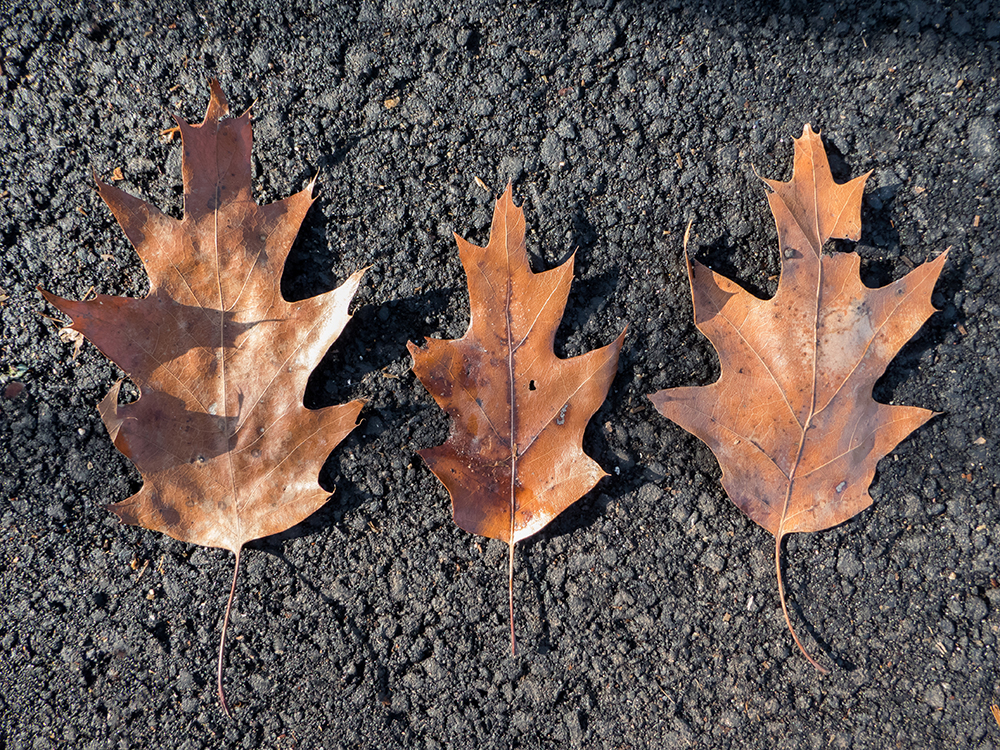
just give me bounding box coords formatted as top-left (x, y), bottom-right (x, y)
top-left (2, 1), bottom-right (998, 748)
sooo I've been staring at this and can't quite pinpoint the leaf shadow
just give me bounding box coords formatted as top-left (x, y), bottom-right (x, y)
top-left (279, 131), bottom-right (366, 305)
top-left (820, 136), bottom-right (855, 183)
top-left (305, 284), bottom-right (457, 410)
top-left (518, 545), bottom-right (553, 656)
top-left (693, 234), bottom-right (776, 301)
top-left (247, 537), bottom-right (342, 614)
top-left (781, 531), bottom-right (865, 673)
top-left (859, 201), bottom-right (903, 273)
top-left (552, 206), bottom-right (623, 356)
top-left (788, 597), bottom-right (855, 672)
top-left (281, 207), bottom-right (351, 305)
top-left (861, 240), bottom-right (964, 410)
top-left (535, 485), bottom-right (620, 546)
top-left (302, 282), bottom-right (460, 538)
top-left (247, 530), bottom-right (389, 707)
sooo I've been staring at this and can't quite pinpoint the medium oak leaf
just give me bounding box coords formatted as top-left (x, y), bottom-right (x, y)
top-left (409, 184), bottom-right (625, 653)
top-left (649, 125), bottom-right (946, 672)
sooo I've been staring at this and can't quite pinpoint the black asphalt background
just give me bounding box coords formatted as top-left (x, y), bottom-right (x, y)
top-left (2, 1), bottom-right (999, 748)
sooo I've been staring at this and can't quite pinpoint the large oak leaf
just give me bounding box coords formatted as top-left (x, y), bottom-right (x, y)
top-left (42, 80), bottom-right (364, 713)
top-left (409, 184), bottom-right (625, 652)
top-left (649, 125), bottom-right (946, 671)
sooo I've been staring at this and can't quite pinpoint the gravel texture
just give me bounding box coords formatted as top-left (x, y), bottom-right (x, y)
top-left (2, 1), bottom-right (999, 748)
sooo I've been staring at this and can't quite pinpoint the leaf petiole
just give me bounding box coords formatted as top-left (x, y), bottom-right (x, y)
top-left (775, 534), bottom-right (828, 674)
top-left (508, 540), bottom-right (516, 656)
top-left (217, 546), bottom-right (242, 718)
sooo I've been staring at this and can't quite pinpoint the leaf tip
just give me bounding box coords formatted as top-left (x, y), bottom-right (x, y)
top-left (496, 181), bottom-right (521, 214)
top-left (103, 500), bottom-right (135, 526)
top-left (204, 78), bottom-right (230, 124)
top-left (306, 171), bottom-right (320, 195)
top-left (608, 326), bottom-right (628, 360)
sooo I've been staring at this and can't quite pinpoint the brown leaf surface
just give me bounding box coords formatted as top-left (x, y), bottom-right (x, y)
top-left (649, 125), bottom-right (946, 671)
top-left (42, 80), bottom-right (364, 713)
top-left (409, 184), bottom-right (625, 651)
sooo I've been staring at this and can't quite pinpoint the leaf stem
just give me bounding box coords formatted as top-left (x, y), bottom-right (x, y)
top-left (508, 539), bottom-right (516, 655)
top-left (775, 533), bottom-right (828, 674)
top-left (218, 546), bottom-right (242, 718)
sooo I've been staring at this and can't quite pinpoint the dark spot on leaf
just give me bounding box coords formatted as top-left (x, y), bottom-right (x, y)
top-left (151, 492), bottom-right (180, 527)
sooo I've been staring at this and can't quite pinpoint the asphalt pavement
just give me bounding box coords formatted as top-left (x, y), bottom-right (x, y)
top-left (2, 1), bottom-right (999, 748)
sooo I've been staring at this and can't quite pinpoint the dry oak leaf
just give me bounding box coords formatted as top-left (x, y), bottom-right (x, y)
top-left (649, 125), bottom-right (947, 672)
top-left (408, 184), bottom-right (625, 653)
top-left (41, 80), bottom-right (365, 715)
